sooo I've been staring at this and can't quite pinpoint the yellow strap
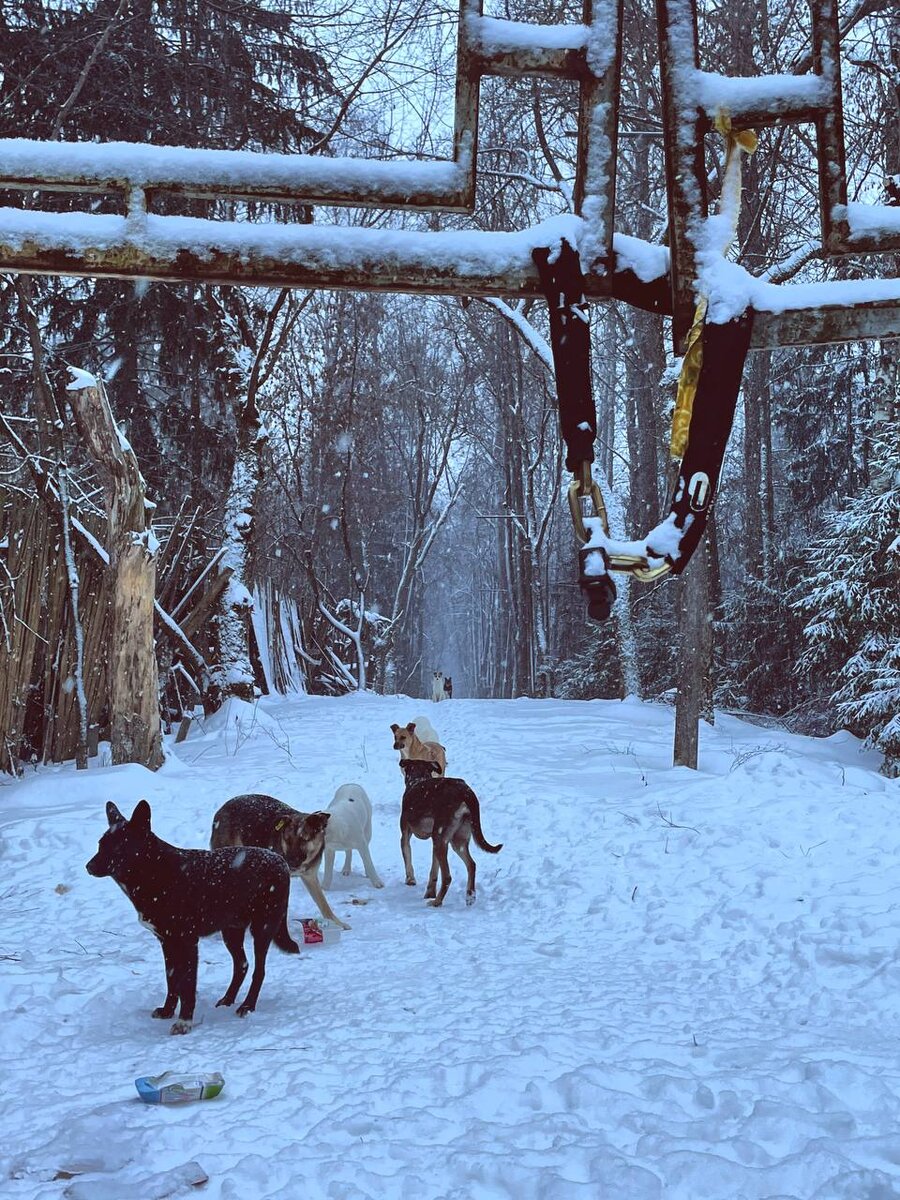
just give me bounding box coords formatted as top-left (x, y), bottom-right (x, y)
top-left (670, 298), bottom-right (707, 459)
top-left (669, 113), bottom-right (756, 462)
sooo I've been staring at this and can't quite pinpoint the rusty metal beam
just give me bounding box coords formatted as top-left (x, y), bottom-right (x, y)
top-left (0, 215), bottom-right (668, 312)
top-left (0, 140), bottom-right (472, 213)
top-left (0, 0), bottom-right (896, 356)
top-left (453, 0), bottom-right (481, 211)
top-left (811, 0), bottom-right (849, 252)
top-left (751, 300), bottom-right (900, 347)
top-left (1, 215), bottom-right (895, 347)
top-left (464, 2), bottom-right (591, 79)
top-left (574, 0), bottom-right (623, 285)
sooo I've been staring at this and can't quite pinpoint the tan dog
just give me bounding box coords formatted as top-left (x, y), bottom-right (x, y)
top-left (391, 721), bottom-right (447, 776)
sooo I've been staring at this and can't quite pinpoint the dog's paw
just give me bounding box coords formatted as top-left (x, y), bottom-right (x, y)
top-left (169, 1019), bottom-right (193, 1036)
top-left (341, 866), bottom-right (352, 877)
top-left (152, 1006), bottom-right (176, 1019)
top-left (405, 879), bottom-right (416, 887)
top-left (465, 892), bottom-right (477, 907)
top-left (371, 879), bottom-right (385, 889)
top-left (426, 898), bottom-right (443, 908)
top-left (214, 996), bottom-right (234, 1009)
top-left (235, 1003), bottom-right (254, 1018)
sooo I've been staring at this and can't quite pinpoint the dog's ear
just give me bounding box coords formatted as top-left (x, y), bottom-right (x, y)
top-left (390, 723), bottom-right (399, 733)
top-left (130, 799), bottom-right (152, 832)
top-left (106, 801), bottom-right (125, 827)
top-left (406, 722), bottom-right (416, 732)
top-left (304, 811), bottom-right (330, 837)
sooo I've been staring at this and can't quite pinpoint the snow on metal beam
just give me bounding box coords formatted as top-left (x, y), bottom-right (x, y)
top-left (693, 70), bottom-right (830, 128)
top-left (0, 206), bottom-right (665, 309)
top-left (0, 205), bottom-right (895, 347)
top-left (0, 138), bottom-right (472, 212)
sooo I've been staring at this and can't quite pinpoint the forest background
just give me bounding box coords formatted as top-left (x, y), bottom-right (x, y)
top-left (0, 0), bottom-right (897, 770)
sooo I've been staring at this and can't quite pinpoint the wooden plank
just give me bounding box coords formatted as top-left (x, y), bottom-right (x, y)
top-left (179, 567), bottom-right (233, 641)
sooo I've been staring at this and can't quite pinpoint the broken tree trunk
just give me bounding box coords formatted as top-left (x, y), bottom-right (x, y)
top-left (67, 373), bottom-right (163, 770)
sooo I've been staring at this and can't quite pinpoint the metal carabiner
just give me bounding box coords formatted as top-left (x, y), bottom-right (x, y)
top-left (566, 461), bottom-right (607, 545)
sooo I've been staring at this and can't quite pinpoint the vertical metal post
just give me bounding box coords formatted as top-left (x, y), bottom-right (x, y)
top-left (454, 0), bottom-right (482, 211)
top-left (655, 0), bottom-right (708, 352)
top-left (574, 0), bottom-right (623, 287)
top-left (811, 0), bottom-right (849, 252)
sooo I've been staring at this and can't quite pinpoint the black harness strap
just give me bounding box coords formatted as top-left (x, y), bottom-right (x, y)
top-left (533, 241), bottom-right (617, 621)
top-left (532, 241), bottom-right (596, 471)
top-left (534, 238), bottom-right (753, 621)
top-left (653, 311), bottom-right (753, 573)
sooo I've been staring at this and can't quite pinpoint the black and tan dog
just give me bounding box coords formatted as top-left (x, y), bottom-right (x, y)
top-left (399, 759), bottom-right (502, 907)
top-left (86, 800), bottom-right (298, 1034)
top-left (210, 793), bottom-right (350, 931)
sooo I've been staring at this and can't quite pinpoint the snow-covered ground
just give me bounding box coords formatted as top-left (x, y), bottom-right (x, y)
top-left (2, 692), bottom-right (900, 1200)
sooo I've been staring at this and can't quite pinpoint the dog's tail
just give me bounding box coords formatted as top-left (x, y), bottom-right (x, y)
top-left (469, 794), bottom-right (502, 855)
top-left (274, 918), bottom-right (301, 955)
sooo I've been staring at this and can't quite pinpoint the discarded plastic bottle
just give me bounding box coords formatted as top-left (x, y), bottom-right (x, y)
top-left (135, 1072), bottom-right (225, 1105)
top-left (300, 918), bottom-right (341, 947)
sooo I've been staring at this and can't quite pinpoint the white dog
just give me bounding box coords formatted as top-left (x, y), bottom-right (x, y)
top-left (409, 714), bottom-right (441, 745)
top-left (322, 784), bottom-right (384, 889)
top-left (431, 670), bottom-right (444, 702)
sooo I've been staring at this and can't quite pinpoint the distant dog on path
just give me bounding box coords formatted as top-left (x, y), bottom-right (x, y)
top-left (431, 671), bottom-right (444, 702)
top-left (210, 793), bottom-right (350, 930)
top-left (86, 800), bottom-right (298, 1034)
top-left (322, 783), bottom-right (383, 890)
top-left (443, 676), bottom-right (453, 700)
top-left (399, 759), bottom-right (502, 907)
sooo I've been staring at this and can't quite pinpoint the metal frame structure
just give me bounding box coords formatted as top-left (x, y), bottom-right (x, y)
top-left (655, 0), bottom-right (898, 348)
top-left (0, 0), bottom-right (897, 349)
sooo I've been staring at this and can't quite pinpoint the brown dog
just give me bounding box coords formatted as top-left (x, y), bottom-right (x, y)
top-left (210, 793), bottom-right (350, 931)
top-left (391, 721), bottom-right (447, 776)
top-left (399, 758), bottom-right (502, 907)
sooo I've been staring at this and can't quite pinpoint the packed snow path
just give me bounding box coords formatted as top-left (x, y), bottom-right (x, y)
top-left (2, 693), bottom-right (899, 1199)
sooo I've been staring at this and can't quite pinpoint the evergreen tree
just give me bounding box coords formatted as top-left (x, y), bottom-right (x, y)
top-left (793, 419), bottom-right (900, 775)
top-left (0, 0), bottom-right (332, 502)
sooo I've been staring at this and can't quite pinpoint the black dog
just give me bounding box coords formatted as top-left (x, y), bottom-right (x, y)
top-left (443, 676), bottom-right (453, 699)
top-left (399, 759), bottom-right (501, 907)
top-left (86, 800), bottom-right (299, 1034)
